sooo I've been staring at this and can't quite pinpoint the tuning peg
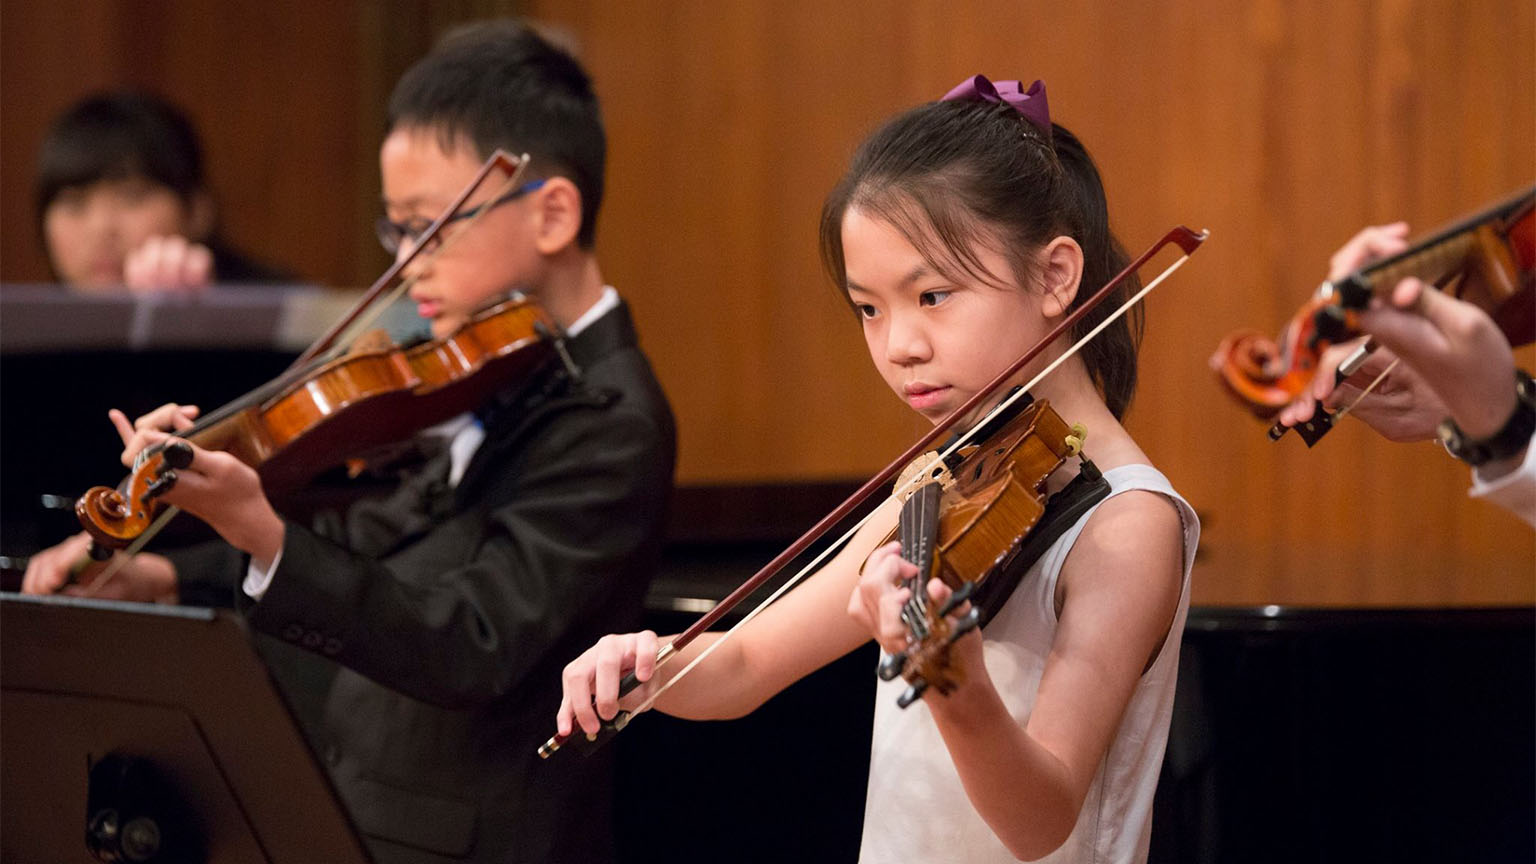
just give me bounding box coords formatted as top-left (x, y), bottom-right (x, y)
top-left (897, 677), bottom-right (928, 709)
top-left (162, 440), bottom-right (194, 470)
top-left (877, 651), bottom-right (907, 681)
top-left (143, 471), bottom-right (178, 501)
top-left (948, 609), bottom-right (981, 643)
top-left (937, 582), bottom-right (975, 617)
top-left (1311, 305), bottom-right (1351, 346)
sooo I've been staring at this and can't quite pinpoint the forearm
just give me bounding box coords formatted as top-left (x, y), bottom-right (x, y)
top-left (648, 591), bottom-right (871, 721)
top-left (635, 630), bottom-right (743, 716)
top-left (927, 680), bottom-right (1082, 861)
top-left (645, 632), bottom-right (775, 720)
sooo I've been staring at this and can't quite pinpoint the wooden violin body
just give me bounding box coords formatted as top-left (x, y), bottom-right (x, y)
top-left (1214, 186), bottom-right (1535, 420)
top-left (877, 397), bottom-right (1081, 707)
top-left (77, 296), bottom-right (555, 550)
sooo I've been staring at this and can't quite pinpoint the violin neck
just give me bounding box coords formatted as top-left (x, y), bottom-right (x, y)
top-left (898, 483), bottom-right (943, 629)
top-left (1336, 185), bottom-right (1535, 312)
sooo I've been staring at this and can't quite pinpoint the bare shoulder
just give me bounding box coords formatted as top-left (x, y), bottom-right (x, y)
top-left (1056, 488), bottom-right (1186, 622)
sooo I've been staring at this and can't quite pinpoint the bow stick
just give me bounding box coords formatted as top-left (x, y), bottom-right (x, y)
top-left (539, 224), bottom-right (1209, 757)
top-left (79, 152), bottom-right (535, 591)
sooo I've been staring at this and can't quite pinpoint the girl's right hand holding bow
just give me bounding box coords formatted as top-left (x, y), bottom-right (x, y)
top-left (556, 630), bottom-right (663, 739)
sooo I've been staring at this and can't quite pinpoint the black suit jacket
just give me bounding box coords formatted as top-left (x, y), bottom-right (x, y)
top-left (178, 301), bottom-right (675, 863)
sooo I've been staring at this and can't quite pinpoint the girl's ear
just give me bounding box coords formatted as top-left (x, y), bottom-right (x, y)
top-left (1037, 235), bottom-right (1084, 318)
top-left (530, 176), bottom-right (583, 255)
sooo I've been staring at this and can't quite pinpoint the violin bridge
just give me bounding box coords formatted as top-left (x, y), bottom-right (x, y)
top-left (892, 452), bottom-right (955, 501)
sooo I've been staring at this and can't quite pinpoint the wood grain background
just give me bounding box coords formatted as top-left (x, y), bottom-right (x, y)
top-left (3, 0), bottom-right (1531, 605)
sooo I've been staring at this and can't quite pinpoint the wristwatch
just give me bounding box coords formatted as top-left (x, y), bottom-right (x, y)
top-left (1437, 369), bottom-right (1536, 467)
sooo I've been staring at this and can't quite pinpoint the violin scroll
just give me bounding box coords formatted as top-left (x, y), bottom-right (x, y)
top-left (76, 441), bottom-right (194, 551)
top-left (1216, 186), bottom-right (1535, 438)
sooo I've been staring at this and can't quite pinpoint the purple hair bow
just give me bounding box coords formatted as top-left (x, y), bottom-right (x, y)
top-left (941, 75), bottom-right (1052, 141)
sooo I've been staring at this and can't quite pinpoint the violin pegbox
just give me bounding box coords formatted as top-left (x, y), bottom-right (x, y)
top-left (75, 440), bottom-right (194, 551)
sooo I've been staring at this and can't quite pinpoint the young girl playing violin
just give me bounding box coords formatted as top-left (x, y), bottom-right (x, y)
top-left (557, 75), bottom-right (1199, 863)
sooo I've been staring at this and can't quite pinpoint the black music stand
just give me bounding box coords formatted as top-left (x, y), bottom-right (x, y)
top-left (1, 593), bottom-right (370, 863)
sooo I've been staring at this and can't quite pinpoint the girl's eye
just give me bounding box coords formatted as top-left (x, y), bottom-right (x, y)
top-left (919, 290), bottom-right (951, 307)
top-left (855, 303), bottom-right (879, 319)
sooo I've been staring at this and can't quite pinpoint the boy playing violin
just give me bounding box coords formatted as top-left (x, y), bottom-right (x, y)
top-left (23, 20), bottom-right (676, 864)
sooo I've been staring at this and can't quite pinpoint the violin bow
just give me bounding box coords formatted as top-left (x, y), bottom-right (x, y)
top-left (1259, 184), bottom-right (1534, 444)
top-left (296, 150), bottom-right (534, 368)
top-left (539, 224), bottom-right (1209, 757)
top-left (81, 151), bottom-right (536, 592)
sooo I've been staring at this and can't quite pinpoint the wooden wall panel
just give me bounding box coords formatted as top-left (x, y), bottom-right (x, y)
top-left (0, 0), bottom-right (369, 286)
top-left (2, 1), bottom-right (1531, 605)
top-left (526, 0), bottom-right (1536, 606)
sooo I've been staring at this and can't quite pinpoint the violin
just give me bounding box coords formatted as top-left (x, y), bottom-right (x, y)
top-left (1213, 186), bottom-right (1534, 444)
top-left (537, 224), bottom-right (1208, 758)
top-left (74, 151), bottom-right (559, 555)
top-left (872, 396), bottom-right (1090, 708)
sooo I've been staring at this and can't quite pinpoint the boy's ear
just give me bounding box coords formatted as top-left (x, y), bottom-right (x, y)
top-left (530, 176), bottom-right (583, 255)
top-left (1037, 236), bottom-right (1084, 318)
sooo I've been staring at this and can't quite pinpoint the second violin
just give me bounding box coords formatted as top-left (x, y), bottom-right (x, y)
top-left (1213, 185), bottom-right (1534, 443)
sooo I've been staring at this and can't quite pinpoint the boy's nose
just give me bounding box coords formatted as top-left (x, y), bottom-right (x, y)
top-left (397, 238), bottom-right (432, 278)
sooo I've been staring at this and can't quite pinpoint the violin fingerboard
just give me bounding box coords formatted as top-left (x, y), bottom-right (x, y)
top-left (898, 483), bottom-right (943, 620)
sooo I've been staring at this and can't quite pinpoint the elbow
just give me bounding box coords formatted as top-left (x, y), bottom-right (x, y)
top-left (701, 693), bottom-right (770, 721)
top-left (997, 795), bottom-right (1080, 862)
top-left (1008, 834), bottom-right (1068, 863)
top-left (1006, 828), bottom-right (1071, 863)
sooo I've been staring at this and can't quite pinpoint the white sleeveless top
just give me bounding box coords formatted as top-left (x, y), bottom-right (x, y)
top-left (859, 464), bottom-right (1199, 864)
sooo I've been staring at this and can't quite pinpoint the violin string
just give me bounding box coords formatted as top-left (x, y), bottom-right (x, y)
top-left (1332, 357), bottom-right (1399, 422)
top-left (624, 245), bottom-right (1201, 720)
top-left (912, 483), bottom-right (930, 623)
top-left (899, 491), bottom-right (922, 635)
top-left (628, 499), bottom-right (882, 717)
top-left (98, 157), bottom-right (539, 561)
top-left (291, 150), bottom-right (531, 370)
top-left (893, 244), bottom-right (1200, 503)
top-left (325, 157), bottom-right (534, 361)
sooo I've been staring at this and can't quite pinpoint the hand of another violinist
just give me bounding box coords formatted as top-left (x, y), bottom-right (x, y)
top-left (20, 531), bottom-right (177, 602)
top-left (109, 406), bottom-right (284, 570)
top-left (556, 630), bottom-right (662, 738)
top-left (110, 403), bottom-right (200, 467)
top-left (123, 235), bottom-right (213, 295)
top-left (1277, 340), bottom-right (1449, 442)
top-left (1278, 221), bottom-right (1457, 441)
top-left (1355, 278), bottom-right (1517, 440)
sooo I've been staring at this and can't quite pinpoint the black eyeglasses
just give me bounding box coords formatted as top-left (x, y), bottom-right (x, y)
top-left (375, 178), bottom-right (546, 255)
